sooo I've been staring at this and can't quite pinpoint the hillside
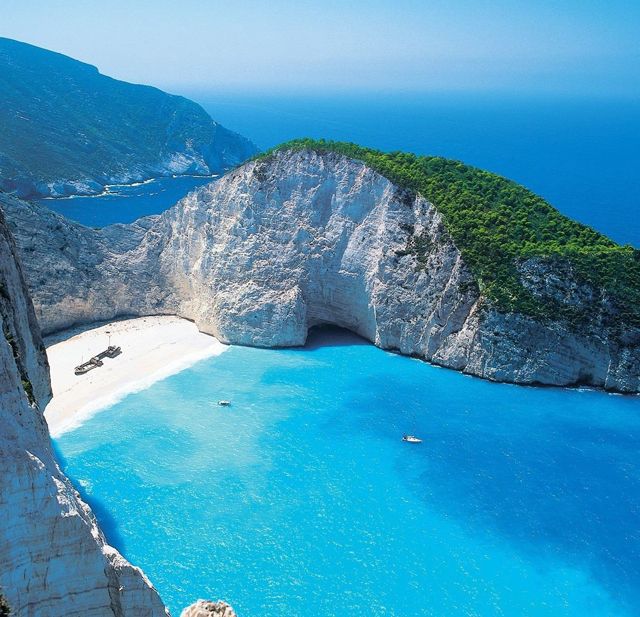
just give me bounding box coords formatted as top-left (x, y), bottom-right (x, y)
top-left (260, 139), bottom-right (640, 330)
top-left (0, 37), bottom-right (256, 198)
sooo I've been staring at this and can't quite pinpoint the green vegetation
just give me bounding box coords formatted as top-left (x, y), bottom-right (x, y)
top-left (3, 321), bottom-right (35, 406)
top-left (0, 592), bottom-right (10, 616)
top-left (21, 378), bottom-right (35, 404)
top-left (259, 139), bottom-right (640, 328)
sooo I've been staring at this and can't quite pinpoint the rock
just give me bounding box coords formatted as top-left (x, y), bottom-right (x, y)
top-left (181, 600), bottom-right (237, 617)
top-left (0, 207), bottom-right (168, 616)
top-left (3, 148), bottom-right (640, 392)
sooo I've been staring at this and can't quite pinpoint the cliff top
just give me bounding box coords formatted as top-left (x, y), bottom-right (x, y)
top-left (258, 140), bottom-right (640, 329)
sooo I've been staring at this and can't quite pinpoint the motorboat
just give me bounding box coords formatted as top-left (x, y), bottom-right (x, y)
top-left (218, 400), bottom-right (231, 406)
top-left (402, 435), bottom-right (422, 444)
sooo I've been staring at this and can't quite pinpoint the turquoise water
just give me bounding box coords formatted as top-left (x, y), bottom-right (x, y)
top-left (55, 329), bottom-right (640, 616)
top-left (37, 175), bottom-right (215, 227)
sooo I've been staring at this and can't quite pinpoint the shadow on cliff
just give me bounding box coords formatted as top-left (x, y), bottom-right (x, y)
top-left (303, 325), bottom-right (370, 350)
top-left (52, 442), bottom-right (127, 552)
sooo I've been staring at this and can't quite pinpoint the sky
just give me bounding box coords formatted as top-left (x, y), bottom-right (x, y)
top-left (2, 0), bottom-right (639, 96)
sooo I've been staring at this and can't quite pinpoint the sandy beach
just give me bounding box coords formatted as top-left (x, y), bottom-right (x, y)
top-left (44, 315), bottom-right (228, 437)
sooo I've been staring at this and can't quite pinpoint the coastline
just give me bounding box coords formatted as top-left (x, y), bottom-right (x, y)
top-left (35, 172), bottom-right (219, 202)
top-left (44, 315), bottom-right (228, 437)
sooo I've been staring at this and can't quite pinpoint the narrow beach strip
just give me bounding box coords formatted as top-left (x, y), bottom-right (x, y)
top-left (44, 315), bottom-right (228, 437)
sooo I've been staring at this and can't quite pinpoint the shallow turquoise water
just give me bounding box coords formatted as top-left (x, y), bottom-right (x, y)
top-left (55, 329), bottom-right (640, 616)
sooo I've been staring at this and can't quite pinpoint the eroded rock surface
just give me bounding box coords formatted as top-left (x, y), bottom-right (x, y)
top-left (3, 148), bottom-right (639, 391)
top-left (0, 207), bottom-right (168, 616)
top-left (180, 600), bottom-right (237, 617)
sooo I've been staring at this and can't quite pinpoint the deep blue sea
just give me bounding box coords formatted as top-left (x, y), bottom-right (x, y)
top-left (55, 329), bottom-right (640, 617)
top-left (191, 92), bottom-right (640, 247)
top-left (37, 175), bottom-right (215, 227)
top-left (38, 93), bottom-right (640, 246)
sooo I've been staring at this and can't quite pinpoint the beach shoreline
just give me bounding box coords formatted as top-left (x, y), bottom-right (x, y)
top-left (44, 315), bottom-right (228, 437)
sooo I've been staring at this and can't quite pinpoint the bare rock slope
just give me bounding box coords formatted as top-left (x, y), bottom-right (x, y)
top-left (0, 207), bottom-right (168, 616)
top-left (3, 148), bottom-right (639, 392)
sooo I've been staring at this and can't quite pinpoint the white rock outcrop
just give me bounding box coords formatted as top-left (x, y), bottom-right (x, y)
top-left (0, 208), bottom-right (169, 616)
top-left (180, 600), bottom-right (236, 617)
top-left (3, 148), bottom-right (639, 392)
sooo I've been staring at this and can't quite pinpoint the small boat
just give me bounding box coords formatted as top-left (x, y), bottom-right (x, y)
top-left (74, 363), bottom-right (94, 376)
top-left (74, 356), bottom-right (103, 375)
top-left (402, 435), bottom-right (422, 444)
top-left (104, 345), bottom-right (122, 358)
top-left (218, 400), bottom-right (231, 407)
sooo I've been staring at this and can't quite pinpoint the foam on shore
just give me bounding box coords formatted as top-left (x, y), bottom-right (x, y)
top-left (44, 315), bottom-right (228, 437)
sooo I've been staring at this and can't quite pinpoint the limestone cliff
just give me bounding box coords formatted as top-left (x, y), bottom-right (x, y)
top-left (0, 207), bottom-right (168, 616)
top-left (3, 148), bottom-right (639, 392)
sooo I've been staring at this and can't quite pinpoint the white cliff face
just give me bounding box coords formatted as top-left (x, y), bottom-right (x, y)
top-left (0, 209), bottom-right (169, 616)
top-left (3, 149), bottom-right (640, 392)
top-left (157, 150), bottom-right (480, 353)
top-left (1, 196), bottom-right (167, 333)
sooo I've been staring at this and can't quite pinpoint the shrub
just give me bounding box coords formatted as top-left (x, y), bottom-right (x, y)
top-left (0, 593), bottom-right (10, 616)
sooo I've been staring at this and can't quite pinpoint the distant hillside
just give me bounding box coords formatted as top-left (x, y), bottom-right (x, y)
top-left (0, 37), bottom-right (256, 198)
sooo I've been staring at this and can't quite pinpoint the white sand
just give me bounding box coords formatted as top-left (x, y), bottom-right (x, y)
top-left (44, 315), bottom-right (228, 437)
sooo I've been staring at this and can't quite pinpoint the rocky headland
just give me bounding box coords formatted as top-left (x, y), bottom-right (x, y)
top-left (0, 37), bottom-right (256, 199)
top-left (3, 143), bottom-right (639, 392)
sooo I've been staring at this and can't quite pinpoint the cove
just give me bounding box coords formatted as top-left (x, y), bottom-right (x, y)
top-left (54, 328), bottom-right (640, 616)
top-left (36, 174), bottom-right (216, 227)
